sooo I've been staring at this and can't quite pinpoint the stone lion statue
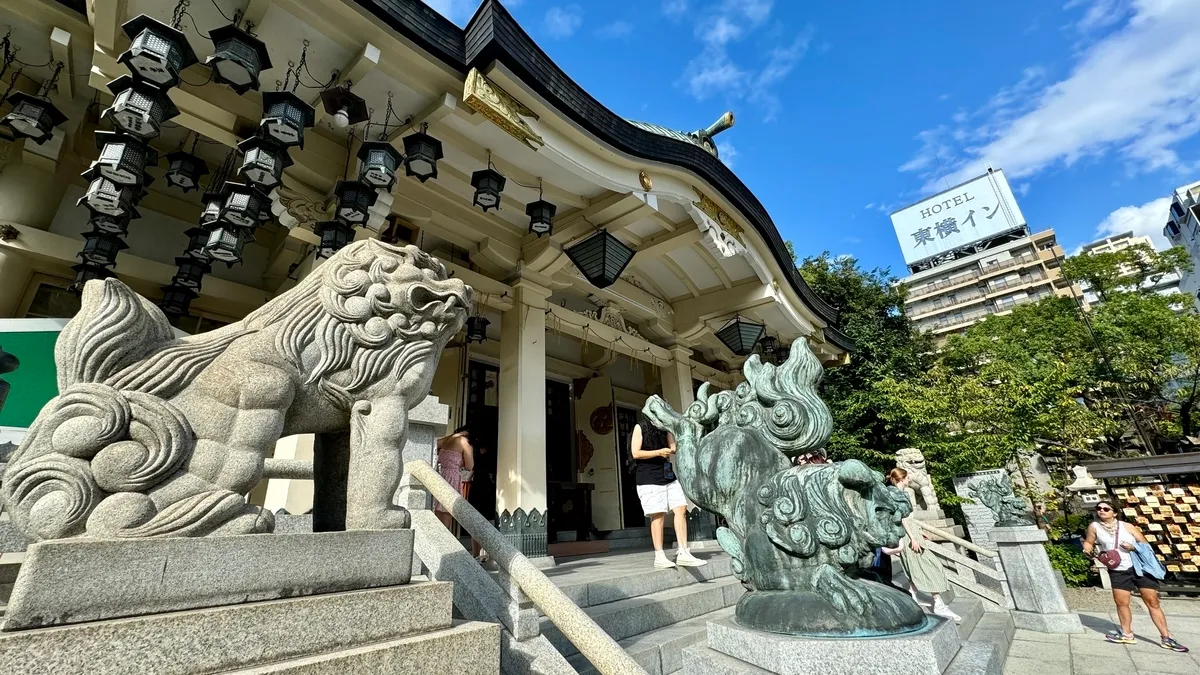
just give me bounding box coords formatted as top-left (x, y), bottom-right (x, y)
top-left (644, 341), bottom-right (924, 636)
top-left (895, 447), bottom-right (939, 513)
top-left (1, 240), bottom-right (469, 541)
top-left (968, 475), bottom-right (1033, 527)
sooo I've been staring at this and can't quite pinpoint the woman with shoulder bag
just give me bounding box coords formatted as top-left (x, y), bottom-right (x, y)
top-left (1083, 500), bottom-right (1188, 652)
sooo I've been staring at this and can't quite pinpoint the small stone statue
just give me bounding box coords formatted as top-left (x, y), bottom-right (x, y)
top-left (1, 240), bottom-right (469, 541)
top-left (644, 341), bottom-right (924, 637)
top-left (967, 475), bottom-right (1033, 527)
top-left (894, 447), bottom-right (938, 513)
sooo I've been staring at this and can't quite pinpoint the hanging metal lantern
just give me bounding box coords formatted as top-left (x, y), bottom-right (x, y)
top-left (78, 229), bottom-right (129, 267)
top-left (183, 227), bottom-right (212, 259)
top-left (203, 225), bottom-right (248, 266)
top-left (102, 75), bottom-right (179, 139)
top-left (525, 199), bottom-right (556, 236)
top-left (205, 24), bottom-right (272, 94)
top-left (0, 92), bottom-right (68, 144)
top-left (715, 316), bottom-right (766, 357)
top-left (213, 182), bottom-right (271, 229)
top-left (465, 315), bottom-right (490, 344)
top-left (756, 335), bottom-right (780, 364)
top-left (164, 150), bottom-right (209, 192)
top-left (260, 91), bottom-right (316, 148)
top-left (117, 14), bottom-right (198, 88)
top-left (90, 131), bottom-right (157, 186)
top-left (237, 135), bottom-right (292, 189)
top-left (171, 256), bottom-right (210, 290)
top-left (86, 211), bottom-right (136, 237)
top-left (319, 85), bottom-right (369, 129)
top-left (315, 220), bottom-right (355, 259)
top-left (77, 171), bottom-right (142, 217)
top-left (564, 230), bottom-right (635, 289)
top-left (402, 129), bottom-right (443, 182)
top-left (470, 168), bottom-right (506, 212)
top-left (199, 191), bottom-right (223, 226)
top-left (356, 141), bottom-right (403, 190)
top-left (159, 284), bottom-right (198, 317)
top-left (70, 263), bottom-right (115, 293)
top-left (333, 180), bottom-right (377, 225)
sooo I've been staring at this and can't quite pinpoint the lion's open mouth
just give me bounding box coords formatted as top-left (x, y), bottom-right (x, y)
top-left (407, 282), bottom-right (469, 318)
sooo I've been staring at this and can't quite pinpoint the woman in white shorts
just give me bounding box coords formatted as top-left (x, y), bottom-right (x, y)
top-left (630, 412), bottom-right (707, 569)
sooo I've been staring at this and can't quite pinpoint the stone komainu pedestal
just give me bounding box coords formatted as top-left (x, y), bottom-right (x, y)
top-left (682, 616), bottom-right (965, 675)
top-left (991, 525), bottom-right (1084, 633)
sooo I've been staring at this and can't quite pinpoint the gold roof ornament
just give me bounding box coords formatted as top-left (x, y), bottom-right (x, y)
top-left (463, 68), bottom-right (544, 149)
top-left (639, 170), bottom-right (653, 191)
top-left (692, 187), bottom-right (744, 241)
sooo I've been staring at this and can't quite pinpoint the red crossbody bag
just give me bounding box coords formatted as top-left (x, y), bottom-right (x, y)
top-left (1096, 523), bottom-right (1123, 570)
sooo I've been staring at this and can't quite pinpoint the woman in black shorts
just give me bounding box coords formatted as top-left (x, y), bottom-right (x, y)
top-left (1083, 500), bottom-right (1188, 652)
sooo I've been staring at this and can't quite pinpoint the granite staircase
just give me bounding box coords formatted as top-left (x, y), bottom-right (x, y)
top-left (541, 548), bottom-right (741, 674)
top-left (545, 548), bottom-right (1014, 675)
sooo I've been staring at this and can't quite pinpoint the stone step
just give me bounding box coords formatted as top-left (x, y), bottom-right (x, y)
top-left (547, 550), bottom-right (734, 609)
top-left (568, 606), bottom-right (738, 675)
top-left (541, 576), bottom-right (745, 658)
top-left (951, 596), bottom-right (985, 641)
top-left (228, 621), bottom-right (501, 674)
top-left (963, 608), bottom-right (1016, 665)
top-left (0, 582), bottom-right (453, 675)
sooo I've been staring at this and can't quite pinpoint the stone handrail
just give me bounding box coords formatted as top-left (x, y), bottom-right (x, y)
top-left (405, 459), bottom-right (645, 675)
top-left (916, 523), bottom-right (1014, 609)
top-left (917, 521), bottom-right (998, 559)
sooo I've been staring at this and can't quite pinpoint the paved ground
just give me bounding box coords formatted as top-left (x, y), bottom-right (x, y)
top-left (1003, 610), bottom-right (1200, 675)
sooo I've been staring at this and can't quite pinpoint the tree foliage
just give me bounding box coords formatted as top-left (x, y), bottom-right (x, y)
top-left (797, 252), bottom-right (934, 465)
top-left (802, 241), bottom-right (1200, 501)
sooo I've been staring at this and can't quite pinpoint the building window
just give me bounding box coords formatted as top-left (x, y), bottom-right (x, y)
top-left (24, 282), bottom-right (81, 318)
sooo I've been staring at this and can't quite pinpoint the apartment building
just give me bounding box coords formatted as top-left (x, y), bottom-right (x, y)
top-left (1164, 180), bottom-right (1200, 311)
top-left (1078, 231), bottom-right (1181, 306)
top-left (902, 229), bottom-right (1082, 339)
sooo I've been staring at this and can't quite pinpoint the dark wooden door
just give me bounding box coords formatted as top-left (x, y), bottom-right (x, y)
top-left (615, 406), bottom-right (644, 529)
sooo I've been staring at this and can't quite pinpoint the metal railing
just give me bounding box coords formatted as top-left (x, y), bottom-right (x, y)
top-left (909, 292), bottom-right (988, 319)
top-left (406, 460), bottom-right (645, 675)
top-left (908, 272), bottom-right (982, 300)
top-left (978, 252), bottom-right (1038, 278)
top-left (987, 271), bottom-right (1046, 294)
top-left (917, 522), bottom-right (1014, 609)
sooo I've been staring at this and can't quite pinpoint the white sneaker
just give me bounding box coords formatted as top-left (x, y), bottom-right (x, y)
top-left (932, 599), bottom-right (962, 623)
top-left (654, 552), bottom-right (676, 569)
top-left (675, 550), bottom-right (708, 567)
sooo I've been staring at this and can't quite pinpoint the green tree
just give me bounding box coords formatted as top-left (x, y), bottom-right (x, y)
top-left (797, 252), bottom-right (934, 465)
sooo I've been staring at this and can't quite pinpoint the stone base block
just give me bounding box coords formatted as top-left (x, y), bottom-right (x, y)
top-left (234, 621), bottom-right (501, 674)
top-left (3, 529), bottom-right (414, 631)
top-left (683, 615), bottom-right (961, 675)
top-left (0, 581), bottom-right (452, 675)
top-left (1009, 610), bottom-right (1084, 634)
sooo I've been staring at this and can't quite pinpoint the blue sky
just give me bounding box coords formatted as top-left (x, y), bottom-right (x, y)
top-left (423, 0), bottom-right (1200, 277)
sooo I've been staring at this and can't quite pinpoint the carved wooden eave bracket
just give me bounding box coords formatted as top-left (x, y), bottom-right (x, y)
top-left (689, 187), bottom-right (746, 259)
top-left (464, 68), bottom-right (544, 150)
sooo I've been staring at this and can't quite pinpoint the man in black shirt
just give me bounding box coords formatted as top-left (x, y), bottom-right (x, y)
top-left (631, 411), bottom-right (707, 569)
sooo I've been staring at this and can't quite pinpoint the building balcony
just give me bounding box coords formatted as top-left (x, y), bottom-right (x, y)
top-left (978, 252), bottom-right (1040, 280)
top-left (984, 271), bottom-right (1049, 296)
top-left (908, 290), bottom-right (988, 319)
top-left (906, 271), bottom-right (982, 301)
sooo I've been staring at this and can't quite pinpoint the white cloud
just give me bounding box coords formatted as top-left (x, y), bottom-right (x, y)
top-left (597, 20), bottom-right (633, 39)
top-left (544, 6), bottom-right (583, 39)
top-left (717, 141), bottom-right (738, 168)
top-left (681, 0), bottom-right (812, 122)
top-left (663, 0), bottom-right (689, 17)
top-left (1093, 196), bottom-right (1172, 250)
top-left (900, 0), bottom-right (1200, 193)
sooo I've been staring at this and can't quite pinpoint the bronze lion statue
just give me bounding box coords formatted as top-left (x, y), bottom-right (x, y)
top-left (644, 341), bottom-right (926, 636)
top-left (2, 240), bottom-right (469, 541)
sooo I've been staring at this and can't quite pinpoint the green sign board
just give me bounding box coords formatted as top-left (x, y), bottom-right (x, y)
top-left (0, 319), bottom-right (67, 429)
